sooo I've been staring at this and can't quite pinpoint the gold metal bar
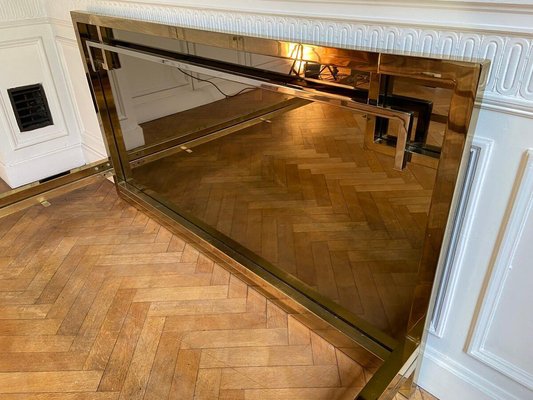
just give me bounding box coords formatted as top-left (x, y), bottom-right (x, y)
top-left (71, 11), bottom-right (380, 72)
top-left (356, 336), bottom-right (419, 400)
top-left (0, 160), bottom-right (112, 209)
top-left (0, 173), bottom-right (111, 219)
top-left (394, 122), bottom-right (409, 171)
top-left (364, 72), bottom-right (381, 151)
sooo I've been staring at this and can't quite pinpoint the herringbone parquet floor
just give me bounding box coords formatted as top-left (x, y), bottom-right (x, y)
top-left (133, 101), bottom-right (437, 338)
top-left (0, 178), bottom-right (387, 399)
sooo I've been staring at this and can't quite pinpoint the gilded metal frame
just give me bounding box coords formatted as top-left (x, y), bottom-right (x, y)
top-left (71, 11), bottom-right (486, 399)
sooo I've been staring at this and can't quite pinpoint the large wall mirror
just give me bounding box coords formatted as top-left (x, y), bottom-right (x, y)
top-left (72, 12), bottom-right (486, 399)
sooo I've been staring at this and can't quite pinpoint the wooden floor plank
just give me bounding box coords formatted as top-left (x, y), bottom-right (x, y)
top-left (0, 371), bottom-right (102, 393)
top-left (0, 176), bottom-right (436, 399)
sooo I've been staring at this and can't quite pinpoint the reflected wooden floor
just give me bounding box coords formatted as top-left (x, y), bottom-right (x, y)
top-left (0, 178), bottom-right (385, 399)
top-left (133, 102), bottom-right (437, 338)
top-left (140, 89), bottom-right (295, 147)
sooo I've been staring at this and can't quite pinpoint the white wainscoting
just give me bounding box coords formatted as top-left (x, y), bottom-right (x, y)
top-left (0, 36), bottom-right (67, 150)
top-left (53, 24), bottom-right (108, 161)
top-left (0, 20), bottom-right (86, 187)
top-left (423, 107), bottom-right (533, 400)
top-left (468, 149), bottom-right (533, 391)
top-left (419, 346), bottom-right (521, 400)
top-left (430, 136), bottom-right (494, 338)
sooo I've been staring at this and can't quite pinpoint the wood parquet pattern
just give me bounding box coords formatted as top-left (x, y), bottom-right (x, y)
top-left (0, 178), bottom-right (388, 399)
top-left (133, 102), bottom-right (437, 338)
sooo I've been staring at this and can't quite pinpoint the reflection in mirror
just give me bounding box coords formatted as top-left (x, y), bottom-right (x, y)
top-left (110, 52), bottom-right (303, 163)
top-left (72, 12), bottom-right (484, 397)
top-left (108, 48), bottom-right (440, 339)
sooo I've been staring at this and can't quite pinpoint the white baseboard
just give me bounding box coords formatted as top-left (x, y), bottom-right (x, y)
top-left (122, 125), bottom-right (145, 151)
top-left (418, 346), bottom-right (520, 400)
top-left (4, 145), bottom-right (85, 188)
top-left (81, 143), bottom-right (107, 163)
top-left (81, 131), bottom-right (107, 163)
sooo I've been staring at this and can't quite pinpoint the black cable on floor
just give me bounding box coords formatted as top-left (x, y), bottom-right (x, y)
top-left (177, 68), bottom-right (255, 98)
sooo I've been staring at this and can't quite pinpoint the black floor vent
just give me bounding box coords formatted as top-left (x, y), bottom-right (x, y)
top-left (8, 84), bottom-right (54, 132)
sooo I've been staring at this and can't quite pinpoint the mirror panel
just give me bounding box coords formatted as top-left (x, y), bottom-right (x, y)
top-left (71, 12), bottom-right (485, 398)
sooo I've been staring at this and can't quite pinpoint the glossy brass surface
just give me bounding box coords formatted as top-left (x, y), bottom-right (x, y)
top-left (0, 160), bottom-right (112, 210)
top-left (71, 10), bottom-right (486, 399)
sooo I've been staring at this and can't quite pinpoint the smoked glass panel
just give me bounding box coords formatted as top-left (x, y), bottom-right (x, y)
top-left (111, 56), bottom-right (438, 339)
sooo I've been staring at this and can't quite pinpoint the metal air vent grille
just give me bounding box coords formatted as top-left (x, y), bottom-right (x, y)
top-left (8, 84), bottom-right (53, 132)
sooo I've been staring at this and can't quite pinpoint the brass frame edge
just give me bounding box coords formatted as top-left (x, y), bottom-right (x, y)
top-left (0, 160), bottom-right (112, 209)
top-left (0, 172), bottom-right (113, 219)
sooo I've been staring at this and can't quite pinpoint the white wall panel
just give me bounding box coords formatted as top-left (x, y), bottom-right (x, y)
top-left (0, 22), bottom-right (85, 187)
top-left (469, 149), bottom-right (533, 390)
top-left (430, 136), bottom-right (494, 338)
top-left (423, 109), bottom-right (533, 400)
top-left (54, 35), bottom-right (107, 161)
top-left (0, 37), bottom-right (67, 149)
top-left (50, 21), bottom-right (107, 161)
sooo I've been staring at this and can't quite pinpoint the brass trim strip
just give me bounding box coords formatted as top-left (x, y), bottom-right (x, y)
top-left (356, 339), bottom-right (419, 400)
top-left (0, 173), bottom-right (112, 219)
top-left (0, 160), bottom-right (112, 209)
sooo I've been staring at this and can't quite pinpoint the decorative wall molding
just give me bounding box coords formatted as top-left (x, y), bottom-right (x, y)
top-left (51, 25), bottom-right (108, 163)
top-left (468, 149), bottom-right (533, 390)
top-left (0, 0), bottom-right (46, 23)
top-left (43, 0), bottom-right (533, 115)
top-left (4, 143), bottom-right (84, 187)
top-left (430, 136), bottom-right (494, 337)
top-left (420, 346), bottom-right (521, 400)
top-left (0, 36), bottom-right (68, 150)
top-left (54, 36), bottom-right (85, 138)
top-left (269, 0), bottom-right (533, 13)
